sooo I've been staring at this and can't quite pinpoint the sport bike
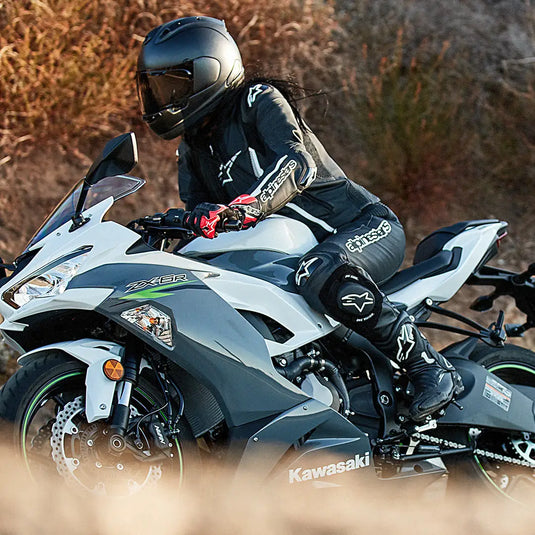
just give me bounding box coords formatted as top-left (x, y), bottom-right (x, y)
top-left (1, 133), bottom-right (535, 501)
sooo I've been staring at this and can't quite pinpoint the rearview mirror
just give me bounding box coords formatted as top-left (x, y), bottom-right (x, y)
top-left (85, 132), bottom-right (138, 186)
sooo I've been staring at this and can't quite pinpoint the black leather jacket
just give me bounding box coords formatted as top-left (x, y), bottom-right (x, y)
top-left (178, 83), bottom-right (380, 240)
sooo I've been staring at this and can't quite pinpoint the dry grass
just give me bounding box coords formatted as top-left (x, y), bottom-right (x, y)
top-left (0, 0), bottom-right (339, 152)
top-left (334, 0), bottom-right (535, 226)
top-left (0, 444), bottom-right (532, 534)
top-left (2, 0), bottom-right (535, 248)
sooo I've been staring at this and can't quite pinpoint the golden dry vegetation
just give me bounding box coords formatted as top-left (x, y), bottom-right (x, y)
top-left (0, 443), bottom-right (531, 534)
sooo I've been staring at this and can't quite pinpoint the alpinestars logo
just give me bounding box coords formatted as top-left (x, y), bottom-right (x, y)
top-left (295, 257), bottom-right (319, 286)
top-left (259, 160), bottom-right (298, 203)
top-left (247, 84), bottom-right (266, 107)
top-left (345, 220), bottom-right (392, 253)
top-left (396, 324), bottom-right (416, 361)
top-left (218, 151), bottom-right (242, 185)
top-left (340, 292), bottom-right (374, 313)
top-left (125, 274), bottom-right (188, 293)
top-left (288, 452), bottom-right (370, 484)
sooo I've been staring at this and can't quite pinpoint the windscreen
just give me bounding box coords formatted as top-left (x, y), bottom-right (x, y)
top-left (25, 174), bottom-right (145, 251)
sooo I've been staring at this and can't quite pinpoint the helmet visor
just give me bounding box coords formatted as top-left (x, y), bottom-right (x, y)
top-left (136, 67), bottom-right (193, 116)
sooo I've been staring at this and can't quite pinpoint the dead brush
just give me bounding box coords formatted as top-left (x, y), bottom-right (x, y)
top-left (0, 0), bottom-right (341, 154)
top-left (336, 0), bottom-right (535, 228)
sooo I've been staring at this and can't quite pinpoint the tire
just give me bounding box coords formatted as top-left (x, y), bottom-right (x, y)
top-left (0, 351), bottom-right (199, 495)
top-left (470, 342), bottom-right (535, 382)
top-left (445, 343), bottom-right (535, 502)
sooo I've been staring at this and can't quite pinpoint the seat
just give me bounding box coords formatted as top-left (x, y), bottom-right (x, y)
top-left (380, 248), bottom-right (461, 295)
top-left (413, 219), bottom-right (499, 264)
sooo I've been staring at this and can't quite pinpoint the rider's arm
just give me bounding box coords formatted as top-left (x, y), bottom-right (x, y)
top-left (233, 84), bottom-right (317, 220)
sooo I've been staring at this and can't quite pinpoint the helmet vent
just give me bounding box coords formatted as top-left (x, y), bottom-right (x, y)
top-left (157, 20), bottom-right (184, 42)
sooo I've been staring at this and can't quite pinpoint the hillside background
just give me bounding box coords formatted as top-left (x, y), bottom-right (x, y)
top-left (1, 0), bottom-right (535, 373)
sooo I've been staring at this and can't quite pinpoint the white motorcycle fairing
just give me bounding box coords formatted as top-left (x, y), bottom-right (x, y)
top-left (0, 193), bottom-right (507, 424)
top-left (18, 339), bottom-right (124, 422)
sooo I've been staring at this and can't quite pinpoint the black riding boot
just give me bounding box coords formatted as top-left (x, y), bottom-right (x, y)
top-left (370, 310), bottom-right (464, 421)
top-left (335, 278), bottom-right (464, 422)
top-left (395, 324), bottom-right (464, 421)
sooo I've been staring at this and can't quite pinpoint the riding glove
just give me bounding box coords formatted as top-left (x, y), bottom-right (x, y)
top-left (186, 202), bottom-right (238, 239)
top-left (229, 194), bottom-right (262, 229)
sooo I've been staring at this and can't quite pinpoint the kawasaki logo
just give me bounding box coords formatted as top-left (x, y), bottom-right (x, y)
top-left (288, 452), bottom-right (370, 484)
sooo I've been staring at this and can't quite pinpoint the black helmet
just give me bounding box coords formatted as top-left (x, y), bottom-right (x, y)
top-left (136, 16), bottom-right (244, 140)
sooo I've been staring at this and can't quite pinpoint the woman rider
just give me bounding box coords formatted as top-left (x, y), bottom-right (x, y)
top-left (135, 16), bottom-right (463, 422)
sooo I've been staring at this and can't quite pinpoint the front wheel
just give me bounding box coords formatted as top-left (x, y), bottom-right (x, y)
top-left (0, 351), bottom-right (198, 495)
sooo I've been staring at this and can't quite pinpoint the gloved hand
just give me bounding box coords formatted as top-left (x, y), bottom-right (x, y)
top-left (186, 202), bottom-right (239, 239)
top-left (229, 194), bottom-right (262, 229)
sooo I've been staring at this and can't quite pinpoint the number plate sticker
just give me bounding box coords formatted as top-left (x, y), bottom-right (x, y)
top-left (483, 376), bottom-right (512, 412)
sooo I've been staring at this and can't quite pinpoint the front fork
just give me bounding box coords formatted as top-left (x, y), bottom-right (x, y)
top-left (108, 337), bottom-right (141, 453)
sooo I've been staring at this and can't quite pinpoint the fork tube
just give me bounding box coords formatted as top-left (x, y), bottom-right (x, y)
top-left (109, 338), bottom-right (140, 449)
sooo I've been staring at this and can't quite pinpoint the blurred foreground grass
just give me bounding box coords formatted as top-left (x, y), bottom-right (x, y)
top-left (0, 444), bottom-right (532, 534)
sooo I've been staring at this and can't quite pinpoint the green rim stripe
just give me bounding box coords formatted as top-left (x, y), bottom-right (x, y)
top-left (473, 362), bottom-right (535, 502)
top-left (488, 363), bottom-right (535, 375)
top-left (473, 453), bottom-right (517, 502)
top-left (22, 373), bottom-right (184, 487)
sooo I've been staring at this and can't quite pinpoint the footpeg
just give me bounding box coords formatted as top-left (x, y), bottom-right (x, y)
top-left (414, 419), bottom-right (438, 433)
top-left (451, 399), bottom-right (464, 411)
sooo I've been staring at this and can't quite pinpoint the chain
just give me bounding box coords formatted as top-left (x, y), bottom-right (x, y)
top-left (413, 432), bottom-right (535, 469)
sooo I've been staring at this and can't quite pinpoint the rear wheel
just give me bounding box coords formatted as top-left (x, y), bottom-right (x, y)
top-left (470, 343), bottom-right (535, 384)
top-left (446, 343), bottom-right (535, 502)
top-left (0, 351), bottom-right (198, 495)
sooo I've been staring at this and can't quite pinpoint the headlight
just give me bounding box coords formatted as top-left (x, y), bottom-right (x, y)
top-left (120, 304), bottom-right (173, 347)
top-left (2, 247), bottom-right (92, 309)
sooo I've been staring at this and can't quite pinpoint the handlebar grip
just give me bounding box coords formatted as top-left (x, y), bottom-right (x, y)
top-left (220, 218), bottom-right (243, 232)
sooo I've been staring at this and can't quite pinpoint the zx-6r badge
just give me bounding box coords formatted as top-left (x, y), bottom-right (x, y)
top-left (121, 273), bottom-right (193, 300)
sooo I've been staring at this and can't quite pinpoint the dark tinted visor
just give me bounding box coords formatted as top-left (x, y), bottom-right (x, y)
top-left (137, 67), bottom-right (193, 116)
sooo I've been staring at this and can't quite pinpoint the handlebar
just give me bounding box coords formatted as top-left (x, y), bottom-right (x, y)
top-left (129, 208), bottom-right (243, 240)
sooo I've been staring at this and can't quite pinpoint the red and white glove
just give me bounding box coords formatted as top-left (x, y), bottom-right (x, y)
top-left (229, 194), bottom-right (262, 229)
top-left (186, 202), bottom-right (237, 239)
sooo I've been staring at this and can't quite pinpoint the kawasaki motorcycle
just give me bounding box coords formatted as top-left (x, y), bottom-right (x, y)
top-left (1, 132), bottom-right (535, 501)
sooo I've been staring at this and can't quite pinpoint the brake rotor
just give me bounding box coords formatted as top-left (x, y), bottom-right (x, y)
top-left (50, 396), bottom-right (163, 494)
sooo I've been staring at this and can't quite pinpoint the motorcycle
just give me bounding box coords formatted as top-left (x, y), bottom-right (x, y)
top-left (1, 132), bottom-right (535, 500)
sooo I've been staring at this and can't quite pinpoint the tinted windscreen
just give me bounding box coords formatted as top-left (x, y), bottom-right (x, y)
top-left (25, 175), bottom-right (145, 251)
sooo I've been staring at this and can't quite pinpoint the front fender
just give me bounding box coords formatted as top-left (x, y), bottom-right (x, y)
top-left (18, 338), bottom-right (124, 423)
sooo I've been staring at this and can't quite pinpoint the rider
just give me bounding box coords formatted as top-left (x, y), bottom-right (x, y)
top-left (136, 16), bottom-right (463, 422)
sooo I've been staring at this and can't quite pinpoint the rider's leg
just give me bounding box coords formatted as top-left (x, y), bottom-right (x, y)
top-left (295, 211), bottom-right (463, 421)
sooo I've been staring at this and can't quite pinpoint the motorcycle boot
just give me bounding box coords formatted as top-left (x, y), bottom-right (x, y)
top-left (296, 246), bottom-right (464, 422)
top-left (370, 307), bottom-right (464, 421)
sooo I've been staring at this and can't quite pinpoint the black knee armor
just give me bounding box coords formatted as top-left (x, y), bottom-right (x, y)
top-left (295, 252), bottom-right (383, 335)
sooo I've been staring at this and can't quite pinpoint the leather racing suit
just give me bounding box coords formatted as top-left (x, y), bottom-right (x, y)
top-left (177, 82), bottom-right (462, 421)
